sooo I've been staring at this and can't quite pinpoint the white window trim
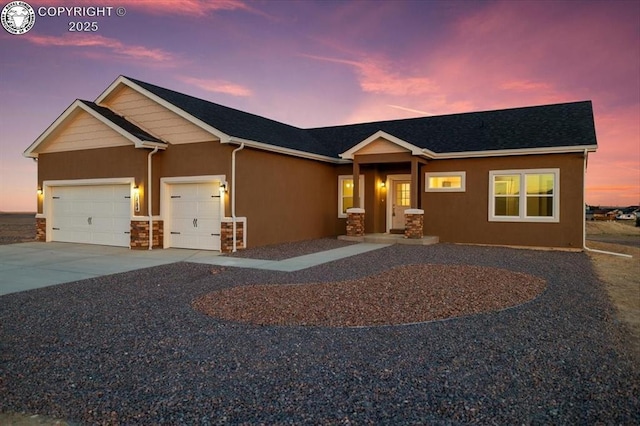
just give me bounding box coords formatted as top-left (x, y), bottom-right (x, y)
top-left (488, 168), bottom-right (560, 223)
top-left (338, 175), bottom-right (364, 218)
top-left (425, 171), bottom-right (466, 192)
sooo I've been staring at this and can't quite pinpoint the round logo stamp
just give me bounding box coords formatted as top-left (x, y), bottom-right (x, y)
top-left (2, 1), bottom-right (35, 35)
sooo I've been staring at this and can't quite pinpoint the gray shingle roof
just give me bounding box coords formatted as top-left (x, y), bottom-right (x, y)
top-left (124, 77), bottom-right (597, 158)
top-left (81, 100), bottom-right (165, 144)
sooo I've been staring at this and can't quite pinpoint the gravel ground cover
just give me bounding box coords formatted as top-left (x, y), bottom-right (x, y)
top-left (1, 243), bottom-right (638, 424)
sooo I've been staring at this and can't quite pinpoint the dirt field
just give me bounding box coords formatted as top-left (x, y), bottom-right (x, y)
top-left (0, 213), bottom-right (36, 245)
top-left (585, 221), bottom-right (640, 357)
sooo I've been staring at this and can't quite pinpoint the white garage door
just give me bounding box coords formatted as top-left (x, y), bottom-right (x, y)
top-left (168, 182), bottom-right (221, 251)
top-left (50, 185), bottom-right (131, 247)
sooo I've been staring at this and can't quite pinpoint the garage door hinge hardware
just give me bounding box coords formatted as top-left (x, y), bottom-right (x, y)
top-left (53, 196), bottom-right (60, 199)
top-left (171, 232), bottom-right (181, 235)
top-left (124, 196), bottom-right (131, 199)
top-left (212, 195), bottom-right (221, 198)
top-left (212, 233), bottom-right (220, 236)
top-left (53, 227), bottom-right (60, 230)
top-left (171, 195), bottom-right (181, 198)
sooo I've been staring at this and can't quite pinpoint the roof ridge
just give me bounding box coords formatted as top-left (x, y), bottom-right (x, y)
top-left (306, 100), bottom-right (593, 131)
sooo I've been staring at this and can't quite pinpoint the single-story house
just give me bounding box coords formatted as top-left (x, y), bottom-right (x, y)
top-left (24, 76), bottom-right (598, 252)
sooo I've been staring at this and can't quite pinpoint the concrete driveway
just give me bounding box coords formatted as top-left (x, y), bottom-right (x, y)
top-left (0, 242), bottom-right (219, 296)
top-left (0, 242), bottom-right (388, 296)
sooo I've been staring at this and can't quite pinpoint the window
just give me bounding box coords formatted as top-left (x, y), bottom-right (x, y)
top-left (338, 175), bottom-right (364, 218)
top-left (489, 169), bottom-right (559, 222)
top-left (396, 182), bottom-right (411, 206)
top-left (425, 171), bottom-right (466, 192)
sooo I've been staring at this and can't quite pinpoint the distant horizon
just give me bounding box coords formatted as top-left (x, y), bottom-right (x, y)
top-left (1, 0), bottom-right (638, 210)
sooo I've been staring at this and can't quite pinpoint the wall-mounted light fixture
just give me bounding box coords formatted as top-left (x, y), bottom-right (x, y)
top-left (379, 181), bottom-right (386, 189)
top-left (219, 182), bottom-right (228, 194)
top-left (37, 187), bottom-right (43, 195)
top-left (133, 186), bottom-right (141, 212)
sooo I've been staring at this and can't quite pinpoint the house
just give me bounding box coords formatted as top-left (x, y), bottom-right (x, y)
top-left (24, 76), bottom-right (598, 252)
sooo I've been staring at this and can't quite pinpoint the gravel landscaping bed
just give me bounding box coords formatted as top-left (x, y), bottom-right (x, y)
top-left (1, 243), bottom-right (638, 424)
top-left (194, 264), bottom-right (546, 327)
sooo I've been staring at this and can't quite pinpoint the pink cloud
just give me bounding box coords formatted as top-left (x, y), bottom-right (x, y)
top-left (179, 76), bottom-right (252, 97)
top-left (500, 80), bottom-right (554, 92)
top-left (23, 34), bottom-right (174, 62)
top-left (302, 54), bottom-right (438, 96)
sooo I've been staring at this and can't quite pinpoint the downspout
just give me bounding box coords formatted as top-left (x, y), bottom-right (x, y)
top-left (147, 146), bottom-right (159, 251)
top-left (581, 148), bottom-right (632, 258)
top-left (231, 143), bottom-right (245, 252)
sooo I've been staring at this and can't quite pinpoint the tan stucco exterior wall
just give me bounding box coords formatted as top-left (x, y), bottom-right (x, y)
top-left (420, 153), bottom-right (584, 248)
top-left (37, 142), bottom-right (352, 248)
top-left (234, 148), bottom-right (350, 247)
top-left (37, 146), bottom-right (149, 215)
top-left (35, 142), bottom-right (585, 249)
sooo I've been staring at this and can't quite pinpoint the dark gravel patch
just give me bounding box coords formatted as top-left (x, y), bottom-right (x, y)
top-left (1, 243), bottom-right (638, 424)
top-left (224, 237), bottom-right (357, 260)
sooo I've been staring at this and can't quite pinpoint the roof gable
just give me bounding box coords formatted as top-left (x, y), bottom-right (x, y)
top-left (23, 100), bottom-right (166, 158)
top-left (340, 131), bottom-right (424, 160)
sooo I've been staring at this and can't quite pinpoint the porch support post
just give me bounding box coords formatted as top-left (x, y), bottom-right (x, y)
top-left (352, 158), bottom-right (361, 208)
top-left (410, 157), bottom-right (420, 209)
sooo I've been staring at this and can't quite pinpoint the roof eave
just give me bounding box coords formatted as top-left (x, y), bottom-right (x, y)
top-left (228, 137), bottom-right (348, 164)
top-left (425, 144), bottom-right (598, 159)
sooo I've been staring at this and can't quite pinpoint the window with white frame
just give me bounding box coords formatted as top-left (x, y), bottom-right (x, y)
top-left (425, 171), bottom-right (466, 192)
top-left (338, 175), bottom-right (364, 218)
top-left (489, 169), bottom-right (559, 222)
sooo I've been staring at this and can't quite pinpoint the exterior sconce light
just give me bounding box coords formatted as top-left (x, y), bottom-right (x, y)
top-left (133, 186), bottom-right (141, 212)
top-left (219, 182), bottom-right (227, 194)
top-left (379, 182), bottom-right (386, 188)
top-left (37, 187), bottom-right (43, 195)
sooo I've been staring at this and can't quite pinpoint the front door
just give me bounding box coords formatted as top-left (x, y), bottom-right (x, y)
top-left (391, 179), bottom-right (411, 231)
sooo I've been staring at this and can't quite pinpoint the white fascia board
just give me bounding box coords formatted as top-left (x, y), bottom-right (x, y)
top-left (227, 136), bottom-right (349, 164)
top-left (23, 99), bottom-right (144, 158)
top-left (424, 144), bottom-right (598, 159)
top-left (97, 76), bottom-right (231, 143)
top-left (339, 130), bottom-right (424, 160)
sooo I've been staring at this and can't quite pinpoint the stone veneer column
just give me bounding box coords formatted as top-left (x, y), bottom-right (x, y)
top-left (346, 208), bottom-right (365, 237)
top-left (35, 217), bottom-right (46, 242)
top-left (221, 219), bottom-right (245, 253)
top-left (404, 209), bottom-right (424, 239)
top-left (130, 220), bottom-right (164, 250)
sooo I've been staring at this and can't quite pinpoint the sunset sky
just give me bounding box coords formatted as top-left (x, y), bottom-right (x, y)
top-left (0, 0), bottom-right (638, 211)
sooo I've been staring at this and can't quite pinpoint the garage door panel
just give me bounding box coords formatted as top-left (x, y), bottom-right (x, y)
top-left (167, 181), bottom-right (221, 251)
top-left (50, 184), bottom-right (131, 247)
